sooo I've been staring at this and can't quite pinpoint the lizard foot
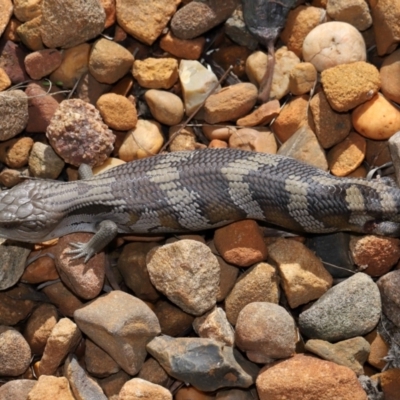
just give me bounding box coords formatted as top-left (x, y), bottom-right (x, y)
top-left (67, 242), bottom-right (95, 263)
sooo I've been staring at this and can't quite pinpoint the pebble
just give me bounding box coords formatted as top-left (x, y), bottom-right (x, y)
top-left (50, 43), bottom-right (91, 88)
top-left (99, 370), bottom-right (131, 399)
top-left (138, 358), bottom-right (169, 387)
top-left (171, 0), bottom-right (238, 40)
top-left (310, 91), bottom-right (352, 149)
top-left (299, 273), bottom-right (381, 341)
top-left (21, 256), bottom-right (59, 284)
top-left (225, 7), bottom-right (258, 51)
top-left (179, 59), bottom-right (219, 115)
top-left (303, 21), bottom-right (366, 71)
top-left (352, 93), bottom-right (400, 140)
top-left (380, 48), bottom-right (400, 104)
top-left (214, 220), bottom-right (268, 267)
top-left (96, 93), bottom-right (137, 130)
top-left (203, 82), bottom-right (258, 124)
top-left (377, 270), bottom-right (400, 328)
top-left (305, 337), bottom-right (370, 375)
top-left (46, 98), bottom-right (115, 167)
top-left (0, 380), bottom-right (36, 400)
top-left (24, 49), bottom-right (62, 80)
top-left (28, 375), bottom-right (75, 399)
top-left (212, 46), bottom-right (251, 79)
top-left (144, 89), bottom-right (184, 126)
top-left (23, 303), bottom-right (59, 355)
top-left (350, 235), bottom-right (400, 277)
top-left (38, 317), bottom-right (82, 376)
top-left (229, 127), bottom-right (278, 154)
top-left (28, 141), bottom-right (64, 179)
top-left (119, 378), bottom-right (172, 400)
top-left (17, 16), bottom-right (43, 51)
top-left (321, 61), bottom-right (380, 112)
top-left (224, 262), bottom-right (279, 325)
top-left (0, 137), bottom-right (33, 169)
top-left (92, 157), bottom-right (125, 175)
top-left (0, 286), bottom-right (37, 325)
top-left (0, 326), bottom-right (31, 376)
top-left (160, 31), bottom-right (205, 60)
top-left (0, 40), bottom-right (29, 84)
top-left (0, 168), bottom-right (26, 188)
top-left (256, 354), bottom-right (367, 400)
top-left (100, 0), bottom-right (116, 28)
top-left (372, 368), bottom-right (400, 399)
top-left (193, 307), bottom-right (235, 346)
top-left (236, 99), bottom-right (280, 127)
top-left (326, 0), bottom-right (372, 31)
top-left (288, 62), bottom-right (317, 95)
top-left (327, 131), bottom-right (366, 177)
top-left (365, 330), bottom-right (389, 370)
top-left (280, 5), bottom-right (327, 57)
top-left (235, 302), bottom-right (296, 363)
top-left (0, 0), bottom-right (12, 37)
top-left (0, 90), bottom-right (28, 141)
top-left (85, 340), bottom-right (120, 378)
top-left (77, 71), bottom-right (112, 105)
top-left (74, 290), bottom-right (161, 375)
top-left (118, 119), bottom-right (164, 161)
top-left (147, 336), bottom-right (255, 391)
top-left (132, 58), bottom-right (179, 89)
top-left (202, 125), bottom-right (235, 141)
top-left (146, 240), bottom-right (220, 316)
top-left (168, 126), bottom-right (197, 152)
top-left (268, 238), bottom-right (333, 308)
top-left (116, 0), bottom-right (180, 45)
top-left (89, 38), bottom-right (134, 85)
top-left (40, 0), bottom-right (105, 48)
top-left (0, 67), bottom-right (11, 91)
top-left (277, 125), bottom-right (329, 171)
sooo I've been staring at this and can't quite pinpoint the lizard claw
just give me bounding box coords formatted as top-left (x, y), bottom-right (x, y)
top-left (66, 242), bottom-right (95, 263)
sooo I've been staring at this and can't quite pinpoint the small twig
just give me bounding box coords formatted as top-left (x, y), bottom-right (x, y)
top-left (257, 39), bottom-right (275, 104)
top-left (158, 65), bottom-right (233, 153)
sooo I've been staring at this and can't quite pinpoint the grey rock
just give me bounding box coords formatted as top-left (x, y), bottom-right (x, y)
top-left (0, 90), bottom-right (28, 141)
top-left (28, 142), bottom-right (65, 179)
top-left (225, 6), bottom-right (258, 50)
top-left (0, 41), bottom-right (30, 84)
top-left (299, 273), bottom-right (381, 341)
top-left (0, 379), bottom-right (37, 400)
top-left (377, 270), bottom-right (400, 328)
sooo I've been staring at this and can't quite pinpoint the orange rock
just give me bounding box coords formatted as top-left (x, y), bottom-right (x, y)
top-left (372, 368), bottom-right (400, 400)
top-left (236, 99), bottom-right (280, 127)
top-left (0, 67), bottom-right (11, 91)
top-left (365, 330), bottom-right (389, 370)
top-left (132, 58), bottom-right (179, 89)
top-left (0, 137), bottom-right (34, 168)
top-left (211, 45), bottom-right (251, 78)
top-left (160, 31), bottom-right (205, 60)
top-left (99, 0), bottom-right (116, 28)
top-left (21, 256), bottom-right (59, 284)
top-left (229, 128), bottom-right (278, 154)
top-left (208, 139), bottom-right (228, 148)
top-left (0, 0), bottom-right (13, 37)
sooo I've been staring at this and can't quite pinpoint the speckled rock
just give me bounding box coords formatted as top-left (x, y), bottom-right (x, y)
top-left (0, 40), bottom-right (29, 84)
top-left (133, 58), bottom-right (178, 89)
top-left (28, 141), bottom-right (64, 179)
top-left (160, 31), bottom-right (205, 60)
top-left (0, 380), bottom-right (37, 400)
top-left (119, 378), bottom-right (172, 400)
top-left (0, 90), bottom-right (28, 141)
top-left (89, 38), bottom-right (134, 84)
top-left (289, 62), bottom-right (317, 95)
top-left (380, 48), bottom-right (400, 104)
top-left (46, 99), bottom-right (115, 167)
top-left (40, 0), bottom-right (105, 48)
top-left (146, 240), bottom-right (220, 316)
top-left (24, 48), bottom-right (62, 80)
top-left (16, 16), bottom-right (43, 51)
top-left (299, 273), bottom-right (381, 341)
top-left (116, 0), bottom-right (180, 45)
top-left (321, 61), bottom-right (380, 112)
top-left (0, 67), bottom-right (11, 91)
top-left (326, 0), bottom-right (372, 31)
top-left (377, 270), bottom-right (400, 328)
top-left (168, 126), bottom-right (197, 152)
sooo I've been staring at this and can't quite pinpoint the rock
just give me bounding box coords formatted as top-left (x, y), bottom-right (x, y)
top-left (16, 16), bottom-right (43, 51)
top-left (229, 127), bottom-right (278, 154)
top-left (89, 38), bottom-right (134, 84)
top-left (277, 125), bottom-right (329, 171)
top-left (216, 388), bottom-right (258, 400)
top-left (168, 126), bottom-right (197, 152)
top-left (303, 21), bottom-right (366, 71)
top-left (46, 98), bottom-right (115, 167)
top-left (280, 5), bottom-right (327, 57)
top-left (40, 0), bottom-right (105, 48)
top-left (76, 71), bottom-right (112, 105)
top-left (373, 368), bottom-right (400, 400)
top-left (119, 378), bottom-right (172, 400)
top-left (380, 48), bottom-right (400, 104)
top-left (176, 387), bottom-right (216, 400)
top-left (0, 137), bottom-right (33, 169)
top-left (179, 60), bottom-right (219, 115)
top-left (0, 67), bottom-right (11, 91)
top-left (268, 238), bottom-right (333, 308)
top-left (326, 0), bottom-right (372, 31)
top-left (50, 43), bottom-right (91, 89)
top-left (99, 370), bottom-right (131, 400)
top-left (272, 94), bottom-right (309, 143)
top-left (171, 0), bottom-right (238, 40)
top-left (214, 220), bottom-right (268, 267)
top-left (27, 376), bottom-right (75, 399)
top-left (0, 168), bottom-right (26, 188)
top-left (193, 307), bottom-right (235, 346)
top-left (370, 0), bottom-right (400, 55)
top-left (116, 0), bottom-right (180, 45)
top-left (100, 0), bottom-right (116, 28)
top-left (118, 119), bottom-right (163, 161)
top-left (24, 49), bottom-right (62, 80)
top-left (289, 62), bottom-right (317, 95)
top-left (85, 340), bottom-right (120, 378)
top-left (212, 46), bottom-right (251, 79)
top-left (28, 141), bottom-right (65, 179)
top-left (0, 40), bottom-right (29, 84)
top-left (0, 0), bottom-right (13, 37)
top-left (365, 330), bottom-right (389, 370)
top-left (37, 318), bottom-right (81, 376)
top-left (310, 91), bottom-right (351, 149)
top-left (147, 336), bottom-right (255, 391)
top-left (23, 303), bottom-right (58, 355)
top-left (160, 31), bottom-right (205, 60)
top-left (321, 61), bottom-right (380, 112)
top-left (202, 125), bottom-right (235, 141)
top-left (350, 235), bottom-right (400, 277)
top-left (138, 358), bottom-right (169, 387)
top-left (305, 337), bottom-right (370, 375)
top-left (256, 354), bottom-right (367, 400)
top-left (236, 302), bottom-right (296, 363)
top-left (224, 262), bottom-right (279, 325)
top-left (74, 290), bottom-right (161, 375)
top-left (377, 270), bottom-right (400, 328)
top-left (92, 157), bottom-right (125, 174)
top-left (132, 58), bottom-right (179, 89)
top-left (0, 90), bottom-right (28, 141)
top-left (236, 99), bottom-right (280, 127)
top-left (12, 0), bottom-right (41, 21)
top-left (0, 380), bottom-right (37, 400)
top-left (64, 354), bottom-right (107, 400)
top-left (146, 240), bottom-right (220, 316)
top-left (96, 93), bottom-right (137, 130)
top-left (144, 89), bottom-right (184, 126)
top-left (327, 131), bottom-right (366, 177)
top-left (21, 256), bottom-right (59, 284)
top-left (0, 326), bottom-right (31, 376)
top-left (352, 93), bottom-right (400, 140)
top-left (299, 273), bottom-right (381, 341)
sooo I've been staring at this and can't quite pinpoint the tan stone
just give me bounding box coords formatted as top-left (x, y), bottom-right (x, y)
top-left (0, 67), bottom-right (11, 91)
top-left (145, 89), bottom-right (184, 126)
top-left (175, 387), bottom-right (215, 400)
top-left (0, 137), bottom-right (34, 168)
top-left (211, 45), bottom-right (251, 79)
top-left (372, 369), bottom-right (400, 400)
top-left (236, 99), bottom-right (280, 127)
top-left (352, 93), bottom-right (400, 140)
top-left (13, 0), bottom-right (42, 22)
top-left (380, 48), bottom-right (400, 104)
top-left (168, 126), bottom-right (197, 152)
top-left (0, 0), bottom-right (13, 37)
top-left (321, 61), bottom-right (380, 112)
top-left (289, 62), bottom-right (317, 95)
top-left (27, 376), bottom-right (75, 400)
top-left (16, 16), bottom-right (44, 51)
top-left (99, 0), bottom-right (116, 28)
top-left (202, 125), bottom-right (235, 141)
top-left (229, 128), bottom-right (278, 154)
top-left (209, 139), bottom-right (228, 149)
top-left (132, 58), bottom-right (179, 89)
top-left (119, 378), bottom-right (172, 400)
top-left (21, 256), bottom-right (59, 284)
top-left (160, 31), bottom-right (205, 60)
top-left (365, 330), bottom-right (389, 370)
top-left (92, 157), bottom-right (125, 175)
top-left (327, 131), bottom-right (366, 176)
top-left (326, 0), bottom-right (372, 31)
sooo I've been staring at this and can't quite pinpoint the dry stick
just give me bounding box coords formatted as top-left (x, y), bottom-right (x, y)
top-left (257, 39), bottom-right (275, 104)
top-left (158, 65), bottom-right (234, 153)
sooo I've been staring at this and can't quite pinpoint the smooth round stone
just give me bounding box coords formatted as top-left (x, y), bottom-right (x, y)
top-left (380, 48), bottom-right (400, 104)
